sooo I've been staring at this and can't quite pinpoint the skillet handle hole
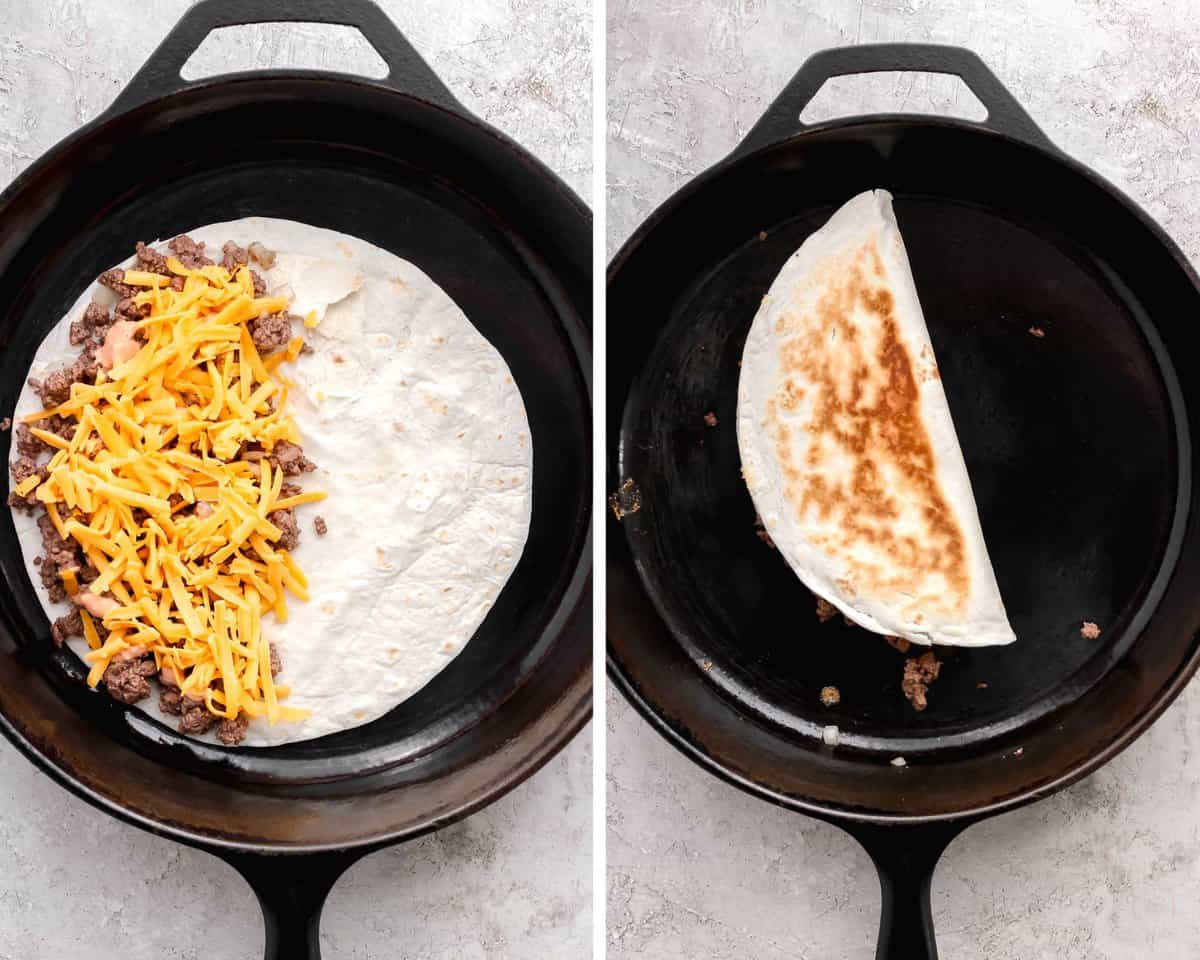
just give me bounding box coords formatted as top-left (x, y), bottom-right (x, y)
top-left (799, 72), bottom-right (987, 125)
top-left (180, 23), bottom-right (389, 81)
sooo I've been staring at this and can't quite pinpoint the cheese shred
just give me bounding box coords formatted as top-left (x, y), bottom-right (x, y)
top-left (27, 257), bottom-right (318, 726)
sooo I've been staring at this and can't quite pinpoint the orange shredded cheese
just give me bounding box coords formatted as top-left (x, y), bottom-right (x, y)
top-left (27, 256), bottom-right (318, 725)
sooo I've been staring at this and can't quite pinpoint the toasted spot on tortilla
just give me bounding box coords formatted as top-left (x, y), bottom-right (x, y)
top-left (422, 393), bottom-right (449, 416)
top-left (336, 241), bottom-right (353, 259)
top-left (320, 601), bottom-right (336, 615)
top-left (390, 276), bottom-right (407, 291)
top-left (767, 240), bottom-right (968, 616)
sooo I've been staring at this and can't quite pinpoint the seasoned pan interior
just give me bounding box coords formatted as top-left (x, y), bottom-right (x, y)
top-left (609, 120), bottom-right (1200, 817)
top-left (0, 77), bottom-right (591, 798)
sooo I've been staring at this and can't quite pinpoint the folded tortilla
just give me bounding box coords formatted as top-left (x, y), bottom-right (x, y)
top-left (737, 190), bottom-right (1014, 647)
top-left (9, 218), bottom-right (533, 745)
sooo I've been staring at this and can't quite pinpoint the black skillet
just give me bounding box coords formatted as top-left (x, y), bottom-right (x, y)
top-left (0, 2), bottom-right (591, 957)
top-left (608, 43), bottom-right (1200, 958)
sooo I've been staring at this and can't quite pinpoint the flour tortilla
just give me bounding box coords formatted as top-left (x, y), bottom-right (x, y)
top-left (737, 190), bottom-right (1014, 647)
top-left (9, 218), bottom-right (532, 745)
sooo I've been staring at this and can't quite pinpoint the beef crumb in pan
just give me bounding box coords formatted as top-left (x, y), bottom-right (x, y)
top-left (1081, 621), bottom-right (1101, 640)
top-left (901, 651), bottom-right (942, 712)
top-left (814, 596), bottom-right (837, 622)
top-left (752, 512), bottom-right (775, 549)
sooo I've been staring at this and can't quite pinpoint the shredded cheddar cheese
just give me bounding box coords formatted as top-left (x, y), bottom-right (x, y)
top-left (27, 260), bottom-right (318, 726)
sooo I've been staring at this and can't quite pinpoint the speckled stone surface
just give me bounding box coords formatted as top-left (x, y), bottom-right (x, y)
top-left (608, 1), bottom-right (1200, 958)
top-left (0, 3), bottom-right (591, 958)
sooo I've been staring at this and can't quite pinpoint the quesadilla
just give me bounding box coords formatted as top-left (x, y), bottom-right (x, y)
top-left (737, 190), bottom-right (1014, 648)
top-left (8, 218), bottom-right (532, 745)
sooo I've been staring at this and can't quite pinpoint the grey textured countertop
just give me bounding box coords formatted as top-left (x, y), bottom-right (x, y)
top-left (0, 2), bottom-right (591, 959)
top-left (607, 1), bottom-right (1200, 958)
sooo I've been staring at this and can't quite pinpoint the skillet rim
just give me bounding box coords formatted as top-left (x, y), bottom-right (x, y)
top-left (606, 112), bottom-right (1200, 825)
top-left (0, 70), bottom-right (594, 852)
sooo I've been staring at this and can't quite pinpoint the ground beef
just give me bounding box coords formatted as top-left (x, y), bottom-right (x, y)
top-left (102, 656), bottom-right (156, 705)
top-left (8, 457), bottom-right (45, 509)
top-left (98, 268), bottom-right (137, 299)
top-left (249, 311), bottom-right (292, 350)
top-left (168, 235), bottom-right (213, 269)
top-left (902, 651), bottom-right (942, 712)
top-left (114, 297), bottom-right (151, 321)
top-left (37, 513), bottom-right (80, 602)
top-left (703, 412), bottom-right (718, 427)
top-left (46, 414), bottom-right (78, 443)
top-left (178, 695), bottom-right (216, 734)
top-left (314, 516), bottom-right (327, 536)
top-left (815, 596), bottom-right (838, 622)
top-left (14, 424), bottom-right (44, 459)
top-left (82, 302), bottom-right (113, 341)
top-left (279, 482), bottom-right (302, 499)
top-left (270, 440), bottom-right (315, 476)
top-left (159, 686), bottom-right (183, 715)
top-left (11, 456), bottom-right (40, 485)
top-left (269, 642), bottom-right (281, 677)
top-left (49, 609), bottom-right (82, 647)
top-left (268, 507), bottom-right (300, 551)
top-left (170, 275), bottom-right (185, 291)
top-left (78, 342), bottom-right (101, 381)
top-left (37, 364), bottom-right (82, 407)
top-left (36, 348), bottom-right (99, 408)
top-left (135, 240), bottom-right (170, 275)
top-left (221, 241), bottom-right (249, 272)
top-left (69, 316), bottom-right (91, 346)
top-left (1081, 621), bottom-right (1101, 640)
top-left (216, 716), bottom-right (248, 746)
top-left (753, 513), bottom-right (775, 550)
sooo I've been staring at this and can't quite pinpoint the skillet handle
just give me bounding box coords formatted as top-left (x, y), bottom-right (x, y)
top-left (735, 43), bottom-right (1053, 158)
top-left (840, 819), bottom-right (968, 960)
top-left (219, 847), bottom-right (371, 960)
top-left (107, 0), bottom-right (462, 117)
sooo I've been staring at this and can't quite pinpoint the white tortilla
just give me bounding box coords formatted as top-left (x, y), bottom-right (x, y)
top-left (737, 190), bottom-right (1014, 648)
top-left (9, 218), bottom-right (533, 745)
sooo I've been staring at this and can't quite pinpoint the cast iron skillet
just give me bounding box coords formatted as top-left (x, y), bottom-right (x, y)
top-left (608, 43), bottom-right (1200, 959)
top-left (0, 1), bottom-right (591, 957)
